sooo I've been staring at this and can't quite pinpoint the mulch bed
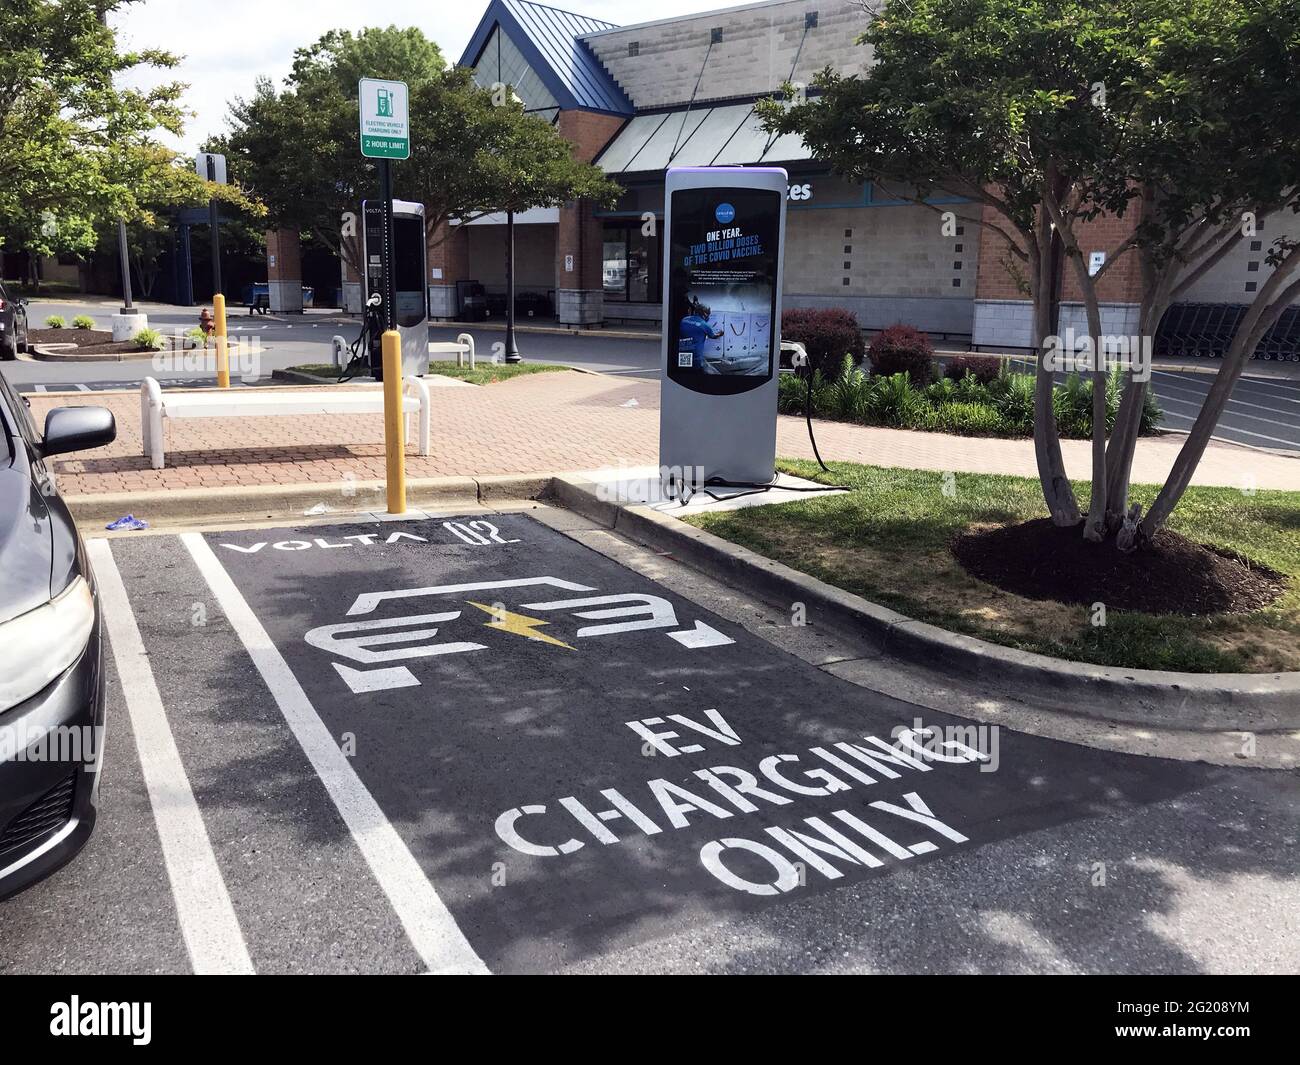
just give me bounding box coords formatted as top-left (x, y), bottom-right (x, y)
top-left (951, 517), bottom-right (1286, 615)
top-left (28, 327), bottom-right (156, 357)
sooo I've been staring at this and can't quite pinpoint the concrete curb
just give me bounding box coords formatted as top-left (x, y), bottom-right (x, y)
top-left (271, 368), bottom-right (336, 385)
top-left (66, 473), bottom-right (551, 528)
top-left (31, 343), bottom-right (162, 363)
top-left (546, 473), bottom-right (1300, 734)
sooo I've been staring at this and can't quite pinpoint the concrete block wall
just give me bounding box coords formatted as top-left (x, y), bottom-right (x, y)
top-left (582, 0), bottom-right (873, 110)
top-left (1177, 208), bottom-right (1300, 304)
top-left (782, 201), bottom-right (981, 335)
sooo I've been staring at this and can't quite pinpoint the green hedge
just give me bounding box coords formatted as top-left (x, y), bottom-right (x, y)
top-left (778, 356), bottom-right (1162, 439)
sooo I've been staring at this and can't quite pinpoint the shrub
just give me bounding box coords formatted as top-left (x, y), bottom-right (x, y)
top-left (186, 326), bottom-right (210, 347)
top-left (1140, 387), bottom-right (1163, 433)
top-left (71, 315), bottom-right (96, 330)
top-left (868, 324), bottom-right (936, 384)
top-left (866, 372), bottom-right (927, 427)
top-left (991, 372), bottom-right (1036, 434)
top-left (826, 354), bottom-right (874, 420)
top-left (781, 307), bottom-right (866, 378)
top-left (134, 327), bottom-right (165, 351)
top-left (943, 354), bottom-right (1002, 385)
top-left (44, 315), bottom-right (66, 328)
top-left (924, 377), bottom-right (958, 405)
top-left (924, 401), bottom-right (1012, 436)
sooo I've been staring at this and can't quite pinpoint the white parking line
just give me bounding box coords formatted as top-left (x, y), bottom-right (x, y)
top-left (87, 538), bottom-right (255, 975)
top-left (180, 532), bottom-right (489, 976)
top-left (1156, 392), bottom-right (1300, 433)
top-left (1152, 372), bottom-right (1300, 415)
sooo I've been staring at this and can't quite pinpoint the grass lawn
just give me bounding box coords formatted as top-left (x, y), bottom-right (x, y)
top-left (685, 459), bottom-right (1300, 674)
top-left (286, 361), bottom-right (569, 386)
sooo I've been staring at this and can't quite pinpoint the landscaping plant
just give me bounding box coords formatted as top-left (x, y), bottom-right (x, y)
top-left (780, 308), bottom-right (866, 378)
top-left (867, 324), bottom-right (936, 384)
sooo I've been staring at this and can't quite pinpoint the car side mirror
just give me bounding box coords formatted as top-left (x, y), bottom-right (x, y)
top-left (41, 406), bottom-right (116, 457)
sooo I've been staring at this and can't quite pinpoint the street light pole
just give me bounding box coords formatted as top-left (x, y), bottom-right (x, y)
top-left (116, 218), bottom-right (136, 315)
top-left (206, 156), bottom-right (223, 295)
top-left (504, 208), bottom-right (522, 363)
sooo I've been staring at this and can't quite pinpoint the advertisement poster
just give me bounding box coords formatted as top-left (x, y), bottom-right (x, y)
top-left (666, 187), bottom-right (781, 395)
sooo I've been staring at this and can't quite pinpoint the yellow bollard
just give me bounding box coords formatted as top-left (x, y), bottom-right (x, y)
top-left (213, 292), bottom-right (230, 388)
top-left (382, 329), bottom-right (406, 514)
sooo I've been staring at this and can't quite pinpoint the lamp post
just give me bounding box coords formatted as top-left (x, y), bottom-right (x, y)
top-left (504, 208), bottom-right (522, 363)
top-left (116, 219), bottom-right (137, 315)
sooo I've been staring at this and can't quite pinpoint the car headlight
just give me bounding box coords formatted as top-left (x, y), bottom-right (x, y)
top-left (0, 576), bottom-right (94, 714)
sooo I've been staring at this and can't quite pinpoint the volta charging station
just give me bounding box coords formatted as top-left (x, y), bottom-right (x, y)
top-left (659, 166), bottom-right (788, 499)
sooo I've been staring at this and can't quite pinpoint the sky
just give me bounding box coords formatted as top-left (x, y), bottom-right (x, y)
top-left (112, 0), bottom-right (745, 155)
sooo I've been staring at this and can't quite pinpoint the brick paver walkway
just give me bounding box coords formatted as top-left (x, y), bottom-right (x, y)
top-left (27, 371), bottom-right (1300, 496)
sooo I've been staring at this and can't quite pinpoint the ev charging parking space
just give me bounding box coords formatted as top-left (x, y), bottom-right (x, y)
top-left (188, 510), bottom-right (1217, 973)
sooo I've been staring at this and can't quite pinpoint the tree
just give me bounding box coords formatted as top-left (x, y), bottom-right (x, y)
top-left (0, 0), bottom-right (200, 283)
top-left (1097, 1), bottom-right (1300, 549)
top-left (216, 26), bottom-right (617, 280)
top-left (94, 144), bottom-right (261, 298)
top-left (761, 0), bottom-right (1300, 549)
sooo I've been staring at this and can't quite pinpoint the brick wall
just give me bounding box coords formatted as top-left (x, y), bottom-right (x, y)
top-left (266, 228), bottom-right (302, 282)
top-left (556, 109), bottom-right (626, 164)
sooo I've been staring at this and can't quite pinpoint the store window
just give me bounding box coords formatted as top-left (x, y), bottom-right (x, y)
top-left (601, 222), bottom-right (661, 303)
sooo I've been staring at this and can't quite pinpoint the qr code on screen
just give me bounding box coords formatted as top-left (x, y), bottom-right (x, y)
top-left (677, 352), bottom-right (693, 368)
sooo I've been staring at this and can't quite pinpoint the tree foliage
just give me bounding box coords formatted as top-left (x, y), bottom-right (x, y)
top-left (0, 0), bottom-right (230, 261)
top-left (762, 0), bottom-right (1300, 548)
top-left (215, 26), bottom-right (618, 276)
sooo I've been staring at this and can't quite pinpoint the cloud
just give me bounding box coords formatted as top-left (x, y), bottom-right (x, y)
top-left (111, 0), bottom-right (734, 153)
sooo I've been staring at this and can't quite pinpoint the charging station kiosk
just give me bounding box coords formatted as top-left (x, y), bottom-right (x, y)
top-left (363, 198), bottom-right (428, 377)
top-left (659, 167), bottom-right (788, 496)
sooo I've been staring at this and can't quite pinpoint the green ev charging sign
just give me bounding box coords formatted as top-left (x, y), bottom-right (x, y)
top-left (358, 78), bottom-right (410, 160)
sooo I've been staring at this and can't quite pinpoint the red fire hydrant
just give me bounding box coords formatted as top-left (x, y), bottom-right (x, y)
top-left (199, 308), bottom-right (214, 337)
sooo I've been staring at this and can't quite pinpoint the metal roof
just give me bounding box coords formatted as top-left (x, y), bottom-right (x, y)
top-left (459, 0), bottom-right (633, 116)
top-left (594, 102), bottom-right (812, 174)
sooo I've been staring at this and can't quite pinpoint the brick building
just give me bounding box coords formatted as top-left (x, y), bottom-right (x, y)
top-left (266, 0), bottom-right (1299, 352)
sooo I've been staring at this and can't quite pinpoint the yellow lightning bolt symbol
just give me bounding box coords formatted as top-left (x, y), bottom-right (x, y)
top-left (465, 601), bottom-right (575, 650)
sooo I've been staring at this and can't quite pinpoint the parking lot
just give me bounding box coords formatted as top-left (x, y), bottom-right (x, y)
top-left (2, 506), bottom-right (1297, 974)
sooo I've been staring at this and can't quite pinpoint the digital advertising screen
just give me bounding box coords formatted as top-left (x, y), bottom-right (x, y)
top-left (666, 186), bottom-right (781, 395)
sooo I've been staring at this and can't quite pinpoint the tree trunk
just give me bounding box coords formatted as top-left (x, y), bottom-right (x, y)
top-left (1068, 249), bottom-right (1108, 542)
top-left (1030, 225), bottom-right (1080, 525)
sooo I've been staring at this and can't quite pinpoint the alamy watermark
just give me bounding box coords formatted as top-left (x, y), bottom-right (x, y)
top-left (889, 718), bottom-right (1000, 773)
top-left (1042, 327), bottom-right (1152, 382)
top-left (0, 723), bottom-right (103, 770)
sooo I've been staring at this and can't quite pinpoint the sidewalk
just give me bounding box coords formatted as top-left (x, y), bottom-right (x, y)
top-left (27, 371), bottom-right (1300, 498)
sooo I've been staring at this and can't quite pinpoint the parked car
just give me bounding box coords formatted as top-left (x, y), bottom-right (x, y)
top-left (0, 281), bottom-right (29, 360)
top-left (0, 366), bottom-right (115, 900)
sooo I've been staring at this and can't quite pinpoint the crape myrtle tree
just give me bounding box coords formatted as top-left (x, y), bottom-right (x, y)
top-left (1100, 1), bottom-right (1300, 550)
top-left (0, 0), bottom-right (237, 287)
top-left (760, 0), bottom-right (1300, 549)
top-left (215, 26), bottom-right (617, 283)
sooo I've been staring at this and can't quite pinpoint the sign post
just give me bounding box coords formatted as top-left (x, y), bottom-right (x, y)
top-left (195, 152), bottom-right (229, 386)
top-left (359, 77), bottom-right (411, 513)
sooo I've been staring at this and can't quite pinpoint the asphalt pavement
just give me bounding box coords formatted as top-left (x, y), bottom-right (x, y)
top-left (2, 505), bottom-right (1295, 974)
